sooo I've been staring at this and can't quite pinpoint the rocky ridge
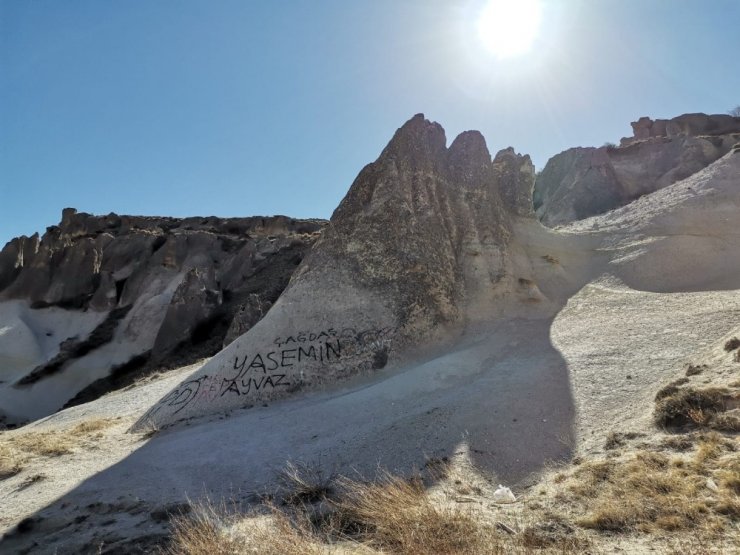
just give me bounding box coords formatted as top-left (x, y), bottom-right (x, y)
top-left (533, 112), bottom-right (740, 226)
top-left (0, 210), bottom-right (326, 423)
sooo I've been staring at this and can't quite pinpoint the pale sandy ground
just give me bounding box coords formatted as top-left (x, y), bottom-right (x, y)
top-left (1, 152), bottom-right (739, 553)
top-left (2, 282), bottom-right (738, 553)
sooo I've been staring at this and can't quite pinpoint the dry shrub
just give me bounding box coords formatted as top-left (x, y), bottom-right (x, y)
top-left (575, 459), bottom-right (707, 532)
top-left (717, 457), bottom-right (740, 494)
top-left (278, 461), bottom-right (335, 506)
top-left (693, 433), bottom-right (732, 466)
top-left (654, 387), bottom-right (731, 428)
top-left (723, 337), bottom-right (740, 352)
top-left (163, 501), bottom-right (242, 555)
top-left (708, 411), bottom-right (740, 432)
top-left (330, 473), bottom-right (499, 554)
top-left (0, 443), bottom-right (23, 479)
top-left (163, 478), bottom-right (512, 555)
top-left (714, 495), bottom-right (740, 519)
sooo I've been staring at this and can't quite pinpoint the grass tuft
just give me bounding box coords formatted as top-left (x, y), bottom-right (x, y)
top-left (277, 461), bottom-right (335, 506)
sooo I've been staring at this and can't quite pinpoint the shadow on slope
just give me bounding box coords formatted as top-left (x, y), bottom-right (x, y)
top-left (0, 316), bottom-right (574, 554)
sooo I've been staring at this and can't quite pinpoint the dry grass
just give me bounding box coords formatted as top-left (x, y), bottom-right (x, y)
top-left (162, 443), bottom-right (740, 555)
top-left (0, 442), bottom-right (23, 479)
top-left (0, 417), bottom-right (117, 478)
top-left (557, 434), bottom-right (738, 536)
top-left (163, 501), bottom-right (243, 555)
top-left (554, 375), bottom-right (740, 539)
top-left (164, 499), bottom-right (329, 555)
top-left (72, 418), bottom-right (115, 435)
top-left (163, 470), bottom-right (593, 555)
top-left (277, 461), bottom-right (335, 506)
top-left (328, 473), bottom-right (498, 554)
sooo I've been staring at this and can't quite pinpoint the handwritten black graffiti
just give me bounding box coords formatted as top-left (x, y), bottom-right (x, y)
top-left (273, 326), bottom-right (395, 352)
top-left (146, 325), bottom-right (397, 417)
top-left (232, 340), bottom-right (341, 373)
top-left (220, 340), bottom-right (340, 397)
top-left (273, 329), bottom-right (338, 347)
top-left (144, 375), bottom-right (208, 418)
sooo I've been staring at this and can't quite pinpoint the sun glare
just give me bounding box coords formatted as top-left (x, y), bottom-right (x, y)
top-left (477, 0), bottom-right (542, 59)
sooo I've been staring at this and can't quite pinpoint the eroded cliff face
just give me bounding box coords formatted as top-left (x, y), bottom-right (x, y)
top-left (533, 112), bottom-right (740, 226)
top-left (0, 210), bottom-right (326, 423)
top-left (136, 115), bottom-right (542, 428)
top-left (301, 115), bottom-right (515, 342)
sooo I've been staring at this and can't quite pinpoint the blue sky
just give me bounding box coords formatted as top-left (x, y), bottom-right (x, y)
top-left (2, 0), bottom-right (739, 244)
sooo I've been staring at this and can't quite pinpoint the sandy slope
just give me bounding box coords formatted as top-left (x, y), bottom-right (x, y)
top-left (1, 152), bottom-right (739, 553)
top-left (4, 280), bottom-right (739, 553)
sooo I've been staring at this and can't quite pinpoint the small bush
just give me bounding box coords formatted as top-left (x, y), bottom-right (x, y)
top-left (654, 387), bottom-right (730, 428)
top-left (723, 337), bottom-right (740, 352)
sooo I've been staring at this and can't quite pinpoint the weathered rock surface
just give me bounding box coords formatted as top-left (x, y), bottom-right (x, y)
top-left (136, 115), bottom-right (547, 428)
top-left (493, 147), bottom-right (536, 217)
top-left (534, 112), bottom-right (740, 226)
top-left (625, 113), bottom-right (740, 144)
top-left (222, 294), bottom-right (271, 348)
top-left (0, 210), bottom-right (326, 422)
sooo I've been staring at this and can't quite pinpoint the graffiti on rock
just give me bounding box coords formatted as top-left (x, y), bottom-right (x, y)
top-left (143, 325), bottom-right (396, 420)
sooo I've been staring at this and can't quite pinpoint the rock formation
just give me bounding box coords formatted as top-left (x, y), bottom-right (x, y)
top-left (5, 110), bottom-right (736, 428)
top-left (0, 210), bottom-right (326, 422)
top-left (534, 112), bottom-right (740, 226)
top-left (624, 113), bottom-right (740, 144)
top-left (493, 147), bottom-right (536, 217)
top-left (135, 115), bottom-right (545, 428)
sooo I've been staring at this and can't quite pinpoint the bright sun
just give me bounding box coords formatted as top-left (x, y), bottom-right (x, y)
top-left (477, 0), bottom-right (543, 59)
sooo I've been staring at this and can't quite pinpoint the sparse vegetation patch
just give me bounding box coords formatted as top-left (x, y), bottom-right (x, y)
top-left (0, 418), bottom-right (117, 477)
top-left (654, 386), bottom-right (734, 429)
